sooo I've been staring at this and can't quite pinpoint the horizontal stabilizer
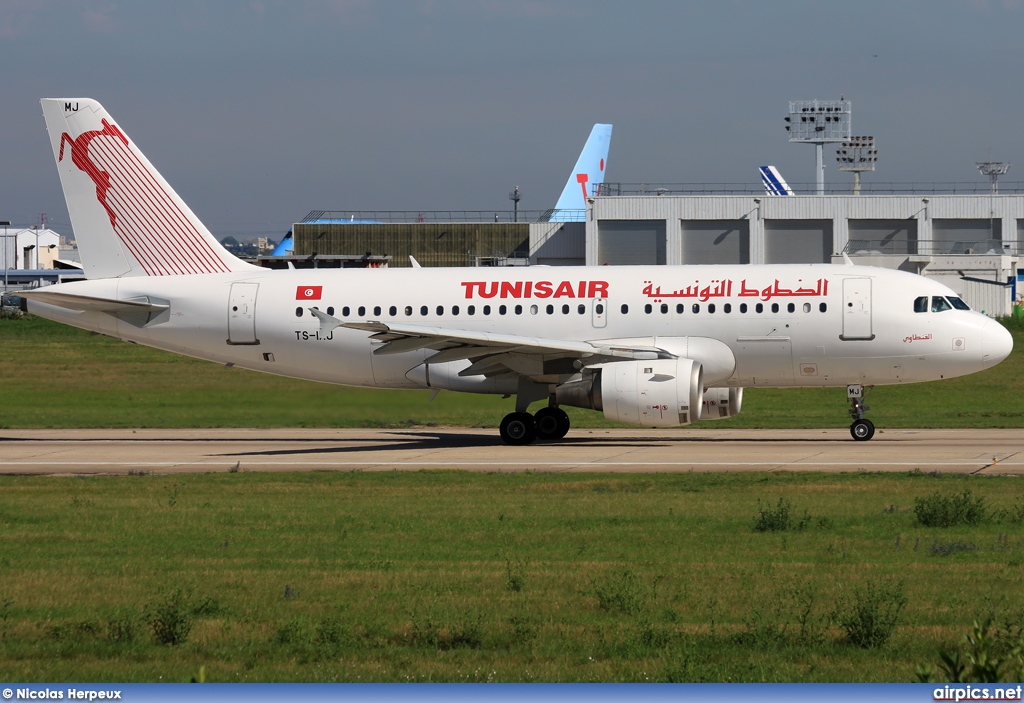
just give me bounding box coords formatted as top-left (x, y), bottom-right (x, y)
top-left (18, 289), bottom-right (169, 314)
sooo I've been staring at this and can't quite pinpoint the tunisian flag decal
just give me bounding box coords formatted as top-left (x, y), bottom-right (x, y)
top-left (296, 286), bottom-right (323, 300)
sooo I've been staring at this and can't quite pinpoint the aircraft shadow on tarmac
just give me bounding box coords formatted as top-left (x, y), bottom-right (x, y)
top-left (216, 430), bottom-right (864, 458)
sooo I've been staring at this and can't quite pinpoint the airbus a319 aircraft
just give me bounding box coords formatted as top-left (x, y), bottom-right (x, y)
top-left (22, 99), bottom-right (1014, 444)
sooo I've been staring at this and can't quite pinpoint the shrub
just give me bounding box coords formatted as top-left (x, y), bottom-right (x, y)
top-left (504, 558), bottom-right (526, 592)
top-left (914, 490), bottom-right (988, 528)
top-left (592, 569), bottom-right (647, 616)
top-left (145, 587), bottom-right (196, 646)
top-left (834, 579), bottom-right (908, 648)
top-left (753, 498), bottom-right (811, 532)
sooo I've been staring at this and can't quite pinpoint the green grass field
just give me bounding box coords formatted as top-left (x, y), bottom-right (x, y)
top-left (1, 316), bottom-right (1023, 682)
top-left (1, 315), bottom-right (1022, 429)
top-left (0, 471), bottom-right (1022, 682)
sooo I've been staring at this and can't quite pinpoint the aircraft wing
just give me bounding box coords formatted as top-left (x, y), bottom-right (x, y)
top-left (17, 290), bottom-right (169, 314)
top-left (317, 311), bottom-right (667, 379)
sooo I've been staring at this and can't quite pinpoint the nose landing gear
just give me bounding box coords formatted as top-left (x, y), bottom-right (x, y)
top-left (847, 384), bottom-right (875, 441)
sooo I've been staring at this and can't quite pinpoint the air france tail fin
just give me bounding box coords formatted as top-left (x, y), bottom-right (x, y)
top-left (549, 123), bottom-right (612, 222)
top-left (759, 165), bottom-right (793, 196)
top-left (41, 98), bottom-right (257, 279)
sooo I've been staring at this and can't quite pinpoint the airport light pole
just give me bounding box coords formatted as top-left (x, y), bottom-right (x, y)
top-left (1, 220), bottom-right (10, 291)
top-left (784, 99), bottom-right (852, 195)
top-left (837, 136), bottom-right (878, 195)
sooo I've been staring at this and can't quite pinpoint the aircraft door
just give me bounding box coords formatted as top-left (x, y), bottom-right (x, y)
top-left (841, 278), bottom-right (873, 341)
top-left (592, 297), bottom-right (607, 328)
top-left (227, 282), bottom-right (260, 345)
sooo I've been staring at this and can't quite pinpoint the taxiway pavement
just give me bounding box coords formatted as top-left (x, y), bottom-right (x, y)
top-left (0, 428), bottom-right (1021, 475)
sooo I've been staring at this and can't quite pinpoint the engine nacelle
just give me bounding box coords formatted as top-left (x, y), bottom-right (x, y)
top-left (700, 387), bottom-right (744, 421)
top-left (601, 358), bottom-right (704, 427)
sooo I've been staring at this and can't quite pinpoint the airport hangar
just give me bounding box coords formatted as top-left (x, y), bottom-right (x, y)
top-left (284, 188), bottom-right (1023, 317)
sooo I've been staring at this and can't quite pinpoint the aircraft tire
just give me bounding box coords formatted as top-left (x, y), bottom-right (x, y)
top-left (535, 407), bottom-right (571, 441)
top-left (850, 418), bottom-right (875, 441)
top-left (500, 412), bottom-right (537, 446)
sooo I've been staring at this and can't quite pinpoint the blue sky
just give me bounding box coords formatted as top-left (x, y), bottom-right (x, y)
top-left (3, 0), bottom-right (1023, 239)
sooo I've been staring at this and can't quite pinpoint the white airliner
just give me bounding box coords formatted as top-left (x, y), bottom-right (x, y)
top-left (22, 99), bottom-right (1013, 444)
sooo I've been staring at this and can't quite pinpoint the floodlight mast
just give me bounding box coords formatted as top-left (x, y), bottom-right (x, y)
top-left (508, 185), bottom-right (521, 223)
top-left (976, 162), bottom-right (1009, 194)
top-left (784, 99), bottom-right (852, 195)
top-left (837, 136), bottom-right (878, 195)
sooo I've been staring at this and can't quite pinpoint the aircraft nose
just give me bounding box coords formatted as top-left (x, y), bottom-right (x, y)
top-left (982, 319), bottom-right (1013, 369)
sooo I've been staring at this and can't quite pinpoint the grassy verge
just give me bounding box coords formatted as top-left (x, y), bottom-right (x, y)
top-left (1, 316), bottom-right (1021, 429)
top-left (1, 471), bottom-right (1023, 682)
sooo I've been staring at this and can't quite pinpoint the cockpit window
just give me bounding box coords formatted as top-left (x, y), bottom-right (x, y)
top-left (931, 296), bottom-right (952, 313)
top-left (947, 296), bottom-right (970, 311)
top-left (914, 296), bottom-right (928, 313)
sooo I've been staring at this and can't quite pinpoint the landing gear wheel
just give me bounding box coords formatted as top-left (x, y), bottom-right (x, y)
top-left (850, 418), bottom-right (875, 441)
top-left (500, 412), bottom-right (537, 445)
top-left (534, 407), bottom-right (571, 441)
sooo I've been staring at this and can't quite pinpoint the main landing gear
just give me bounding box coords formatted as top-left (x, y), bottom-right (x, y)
top-left (847, 384), bottom-right (875, 441)
top-left (499, 406), bottom-right (571, 445)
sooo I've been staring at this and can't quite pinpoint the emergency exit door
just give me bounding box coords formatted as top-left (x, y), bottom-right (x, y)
top-left (227, 282), bottom-right (260, 345)
top-left (841, 278), bottom-right (873, 341)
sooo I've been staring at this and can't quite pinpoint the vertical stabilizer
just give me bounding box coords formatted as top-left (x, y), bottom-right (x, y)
top-left (550, 124), bottom-right (612, 222)
top-left (759, 165), bottom-right (794, 196)
top-left (41, 98), bottom-right (257, 278)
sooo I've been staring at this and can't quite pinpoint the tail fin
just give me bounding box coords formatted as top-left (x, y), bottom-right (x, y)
top-left (41, 99), bottom-right (256, 278)
top-left (550, 123), bottom-right (612, 222)
top-left (759, 165), bottom-right (794, 196)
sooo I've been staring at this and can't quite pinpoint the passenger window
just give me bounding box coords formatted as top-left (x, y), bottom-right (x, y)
top-left (358, 306), bottom-right (366, 316)
top-left (740, 303), bottom-right (747, 313)
top-left (596, 303), bottom-right (604, 314)
top-left (483, 305), bottom-right (491, 315)
top-left (644, 304), bottom-right (653, 314)
top-left (932, 296), bottom-right (952, 313)
top-left (420, 306), bottom-right (428, 316)
top-left (692, 304), bottom-right (700, 314)
top-left (660, 303), bottom-right (668, 314)
top-left (530, 305), bottom-right (538, 315)
top-left (452, 305), bottom-right (459, 316)
top-left (373, 306), bottom-right (381, 316)
top-left (327, 306), bottom-right (334, 316)
top-left (499, 305), bottom-right (507, 315)
top-left (676, 303), bottom-right (684, 314)
top-left (803, 303), bottom-right (811, 313)
top-left (467, 305), bottom-right (475, 315)
top-left (577, 304), bottom-right (585, 314)
top-left (342, 306), bottom-right (350, 317)
top-left (620, 304), bottom-right (628, 314)
top-left (436, 305), bottom-right (444, 315)
top-left (295, 307), bottom-right (303, 318)
top-left (389, 306), bottom-right (397, 316)
top-left (708, 303), bottom-right (716, 314)
top-left (562, 304), bottom-right (570, 314)
top-left (756, 303), bottom-right (763, 313)
top-left (547, 304), bottom-right (554, 314)
top-left (819, 302), bottom-right (827, 313)
top-left (771, 303), bottom-right (780, 313)
top-left (947, 296), bottom-right (971, 310)
top-left (405, 306), bottom-right (413, 316)
top-left (514, 304), bottom-right (523, 315)
top-left (787, 303), bottom-right (795, 313)
top-left (724, 303), bottom-right (732, 313)
top-left (914, 296), bottom-right (929, 313)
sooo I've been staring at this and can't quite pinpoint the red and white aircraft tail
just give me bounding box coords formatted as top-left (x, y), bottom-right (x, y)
top-left (40, 98), bottom-right (256, 279)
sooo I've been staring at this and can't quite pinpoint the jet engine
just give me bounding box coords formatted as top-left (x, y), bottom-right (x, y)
top-left (556, 358), bottom-right (704, 427)
top-left (699, 387), bottom-right (744, 421)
